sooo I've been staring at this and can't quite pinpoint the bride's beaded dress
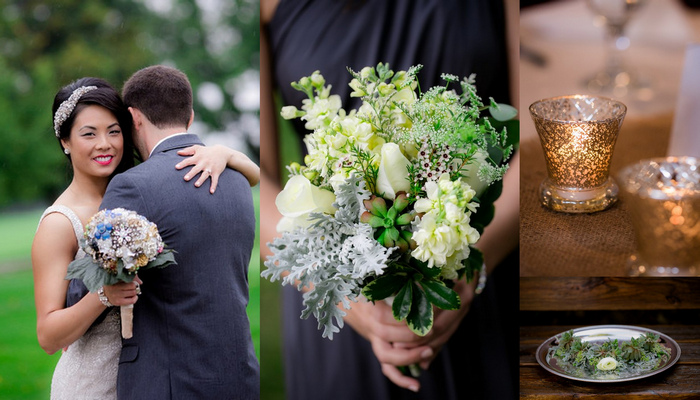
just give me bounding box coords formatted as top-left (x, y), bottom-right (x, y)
top-left (39, 205), bottom-right (121, 400)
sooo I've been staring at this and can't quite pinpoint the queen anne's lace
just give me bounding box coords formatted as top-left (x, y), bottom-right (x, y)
top-left (267, 64), bottom-right (516, 339)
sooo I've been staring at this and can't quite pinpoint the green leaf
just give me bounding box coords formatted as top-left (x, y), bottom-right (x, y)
top-left (392, 281), bottom-right (413, 321)
top-left (489, 103), bottom-right (518, 121)
top-left (395, 213), bottom-right (414, 226)
top-left (460, 248), bottom-right (484, 282)
top-left (471, 203), bottom-right (495, 234)
top-left (65, 250), bottom-right (177, 293)
top-left (478, 179), bottom-right (503, 205)
top-left (386, 206), bottom-right (398, 221)
top-left (146, 250), bottom-right (178, 269)
top-left (420, 279), bottom-right (460, 310)
top-left (386, 227), bottom-right (400, 242)
top-left (383, 262), bottom-right (414, 274)
top-left (362, 274), bottom-right (409, 301)
top-left (489, 119), bottom-right (520, 150)
top-left (66, 257), bottom-right (119, 293)
top-left (406, 282), bottom-right (433, 336)
top-left (410, 259), bottom-right (441, 279)
top-left (363, 214), bottom-right (385, 228)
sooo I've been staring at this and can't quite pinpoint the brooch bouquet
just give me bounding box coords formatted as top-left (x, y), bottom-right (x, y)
top-left (263, 63), bottom-right (517, 342)
top-left (66, 208), bottom-right (176, 338)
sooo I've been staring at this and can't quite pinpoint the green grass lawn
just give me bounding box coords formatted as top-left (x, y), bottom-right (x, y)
top-left (0, 209), bottom-right (43, 263)
top-left (0, 267), bottom-right (58, 399)
top-left (0, 187), bottom-right (261, 399)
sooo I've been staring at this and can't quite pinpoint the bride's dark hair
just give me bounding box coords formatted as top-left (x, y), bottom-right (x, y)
top-left (52, 77), bottom-right (135, 176)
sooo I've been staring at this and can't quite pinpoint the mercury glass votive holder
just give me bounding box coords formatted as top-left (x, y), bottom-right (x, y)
top-left (530, 95), bottom-right (627, 213)
top-left (619, 157), bottom-right (700, 276)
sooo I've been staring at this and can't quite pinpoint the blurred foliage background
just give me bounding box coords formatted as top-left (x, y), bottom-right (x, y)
top-left (0, 0), bottom-right (262, 398)
top-left (0, 0), bottom-right (260, 207)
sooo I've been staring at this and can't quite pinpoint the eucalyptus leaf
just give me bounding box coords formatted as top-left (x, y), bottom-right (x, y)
top-left (406, 282), bottom-right (433, 336)
top-left (420, 279), bottom-right (460, 310)
top-left (488, 103), bottom-right (518, 122)
top-left (392, 281), bottom-right (413, 321)
top-left (362, 274), bottom-right (409, 301)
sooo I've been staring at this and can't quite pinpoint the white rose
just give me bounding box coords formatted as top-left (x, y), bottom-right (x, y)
top-left (376, 143), bottom-right (411, 200)
top-left (275, 175), bottom-right (336, 232)
top-left (597, 357), bottom-right (617, 371)
top-left (459, 150), bottom-right (489, 197)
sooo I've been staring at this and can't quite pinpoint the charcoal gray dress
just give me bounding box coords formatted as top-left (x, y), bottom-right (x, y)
top-left (267, 0), bottom-right (518, 399)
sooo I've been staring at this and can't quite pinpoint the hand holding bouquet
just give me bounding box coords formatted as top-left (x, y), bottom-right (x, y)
top-left (66, 208), bottom-right (176, 338)
top-left (263, 63), bottom-right (517, 342)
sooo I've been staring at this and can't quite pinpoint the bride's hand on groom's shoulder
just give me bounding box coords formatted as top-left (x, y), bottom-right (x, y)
top-left (176, 145), bottom-right (260, 192)
top-left (176, 145), bottom-right (228, 193)
top-left (101, 277), bottom-right (142, 307)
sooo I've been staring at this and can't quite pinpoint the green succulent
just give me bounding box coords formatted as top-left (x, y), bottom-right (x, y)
top-left (621, 337), bottom-right (644, 362)
top-left (361, 192), bottom-right (416, 252)
top-left (640, 332), bottom-right (660, 352)
top-left (592, 346), bottom-right (614, 360)
top-left (557, 331), bottom-right (578, 351)
top-left (571, 340), bottom-right (591, 366)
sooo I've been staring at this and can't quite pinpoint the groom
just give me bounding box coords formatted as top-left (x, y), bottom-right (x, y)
top-left (100, 65), bottom-right (259, 399)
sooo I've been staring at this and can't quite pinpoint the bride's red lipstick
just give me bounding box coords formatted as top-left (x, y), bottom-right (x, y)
top-left (94, 155), bottom-right (114, 166)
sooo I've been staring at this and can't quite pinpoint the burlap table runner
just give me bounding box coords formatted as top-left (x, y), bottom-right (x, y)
top-left (520, 113), bottom-right (674, 276)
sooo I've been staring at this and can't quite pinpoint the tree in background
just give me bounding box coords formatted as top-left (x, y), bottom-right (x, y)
top-left (0, 0), bottom-right (259, 207)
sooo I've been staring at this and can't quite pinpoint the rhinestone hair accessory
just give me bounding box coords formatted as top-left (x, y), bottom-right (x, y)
top-left (53, 85), bottom-right (99, 137)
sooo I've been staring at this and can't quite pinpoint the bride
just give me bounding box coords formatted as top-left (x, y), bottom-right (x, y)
top-left (31, 77), bottom-right (259, 399)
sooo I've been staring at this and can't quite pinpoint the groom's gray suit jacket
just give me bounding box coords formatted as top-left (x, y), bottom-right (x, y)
top-left (100, 134), bottom-right (258, 399)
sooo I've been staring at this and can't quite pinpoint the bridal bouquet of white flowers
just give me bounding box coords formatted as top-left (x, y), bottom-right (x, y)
top-left (263, 63), bottom-right (517, 340)
top-left (66, 208), bottom-right (176, 338)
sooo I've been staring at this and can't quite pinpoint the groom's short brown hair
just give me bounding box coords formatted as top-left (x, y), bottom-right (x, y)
top-left (122, 65), bottom-right (193, 129)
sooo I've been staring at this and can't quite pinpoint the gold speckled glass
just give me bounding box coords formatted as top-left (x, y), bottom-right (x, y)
top-left (530, 95), bottom-right (626, 213)
top-left (619, 157), bottom-right (700, 276)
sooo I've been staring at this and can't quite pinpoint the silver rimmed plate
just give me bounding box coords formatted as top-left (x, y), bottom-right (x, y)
top-left (535, 325), bottom-right (681, 383)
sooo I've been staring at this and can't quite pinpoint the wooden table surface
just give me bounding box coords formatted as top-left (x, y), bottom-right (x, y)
top-left (520, 325), bottom-right (700, 399)
top-left (520, 277), bottom-right (700, 398)
top-left (520, 277), bottom-right (700, 311)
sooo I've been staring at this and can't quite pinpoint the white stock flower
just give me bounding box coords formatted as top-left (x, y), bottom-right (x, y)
top-left (275, 175), bottom-right (336, 232)
top-left (310, 71), bottom-right (325, 86)
top-left (376, 143), bottom-right (411, 200)
top-left (300, 95), bottom-right (342, 130)
top-left (280, 106), bottom-right (299, 120)
top-left (411, 174), bottom-right (480, 269)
